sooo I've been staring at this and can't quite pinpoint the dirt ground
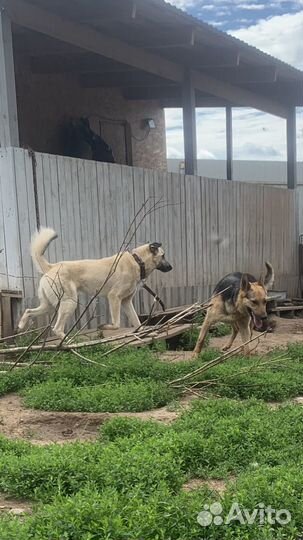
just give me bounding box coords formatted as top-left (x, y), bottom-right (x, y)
top-left (162, 316), bottom-right (303, 362)
top-left (211, 317), bottom-right (303, 355)
top-left (0, 495), bottom-right (32, 516)
top-left (0, 393), bottom-right (184, 445)
top-left (182, 477), bottom-right (236, 495)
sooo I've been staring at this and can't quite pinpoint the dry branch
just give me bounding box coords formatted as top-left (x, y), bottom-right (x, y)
top-left (169, 331), bottom-right (268, 386)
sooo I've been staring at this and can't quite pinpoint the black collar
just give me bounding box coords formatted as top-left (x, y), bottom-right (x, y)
top-left (132, 252), bottom-right (146, 280)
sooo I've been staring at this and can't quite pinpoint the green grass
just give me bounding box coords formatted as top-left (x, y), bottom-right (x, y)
top-left (1, 467), bottom-right (302, 539)
top-left (23, 379), bottom-right (177, 412)
top-left (1, 344), bottom-right (303, 410)
top-left (1, 399), bottom-right (303, 537)
top-left (1, 343), bottom-right (303, 537)
top-left (1, 399), bottom-right (303, 502)
top-left (0, 347), bottom-right (218, 412)
top-left (201, 351), bottom-right (303, 401)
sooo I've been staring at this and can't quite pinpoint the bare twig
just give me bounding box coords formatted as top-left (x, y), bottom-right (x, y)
top-left (70, 349), bottom-right (107, 367)
top-left (169, 331), bottom-right (268, 386)
top-left (0, 326), bottom-right (48, 344)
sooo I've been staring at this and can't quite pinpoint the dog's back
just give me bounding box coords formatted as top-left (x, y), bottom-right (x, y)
top-left (214, 272), bottom-right (257, 305)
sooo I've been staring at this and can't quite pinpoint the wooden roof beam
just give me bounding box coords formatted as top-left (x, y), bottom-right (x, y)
top-left (193, 50), bottom-right (240, 68)
top-left (162, 97), bottom-right (234, 108)
top-left (204, 65), bottom-right (278, 84)
top-left (4, 0), bottom-right (288, 117)
top-left (30, 54), bottom-right (136, 75)
top-left (143, 28), bottom-right (195, 49)
top-left (123, 86), bottom-right (181, 100)
top-left (80, 71), bottom-right (177, 88)
top-left (124, 87), bottom-right (233, 107)
top-left (192, 70), bottom-right (286, 117)
top-left (5, 0), bottom-right (183, 81)
top-left (81, 1), bottom-right (137, 26)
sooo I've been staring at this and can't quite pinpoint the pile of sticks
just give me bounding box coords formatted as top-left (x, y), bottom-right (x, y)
top-left (0, 301), bottom-right (209, 371)
top-left (168, 331), bottom-right (290, 396)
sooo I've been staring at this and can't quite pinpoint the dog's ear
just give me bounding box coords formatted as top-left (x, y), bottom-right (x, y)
top-left (149, 242), bottom-right (162, 255)
top-left (258, 274), bottom-right (264, 286)
top-left (240, 274), bottom-right (251, 294)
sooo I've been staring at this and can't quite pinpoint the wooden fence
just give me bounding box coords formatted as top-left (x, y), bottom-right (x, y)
top-left (0, 147), bottom-right (299, 326)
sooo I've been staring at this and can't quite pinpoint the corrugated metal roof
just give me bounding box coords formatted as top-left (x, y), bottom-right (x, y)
top-left (151, 0), bottom-right (303, 80)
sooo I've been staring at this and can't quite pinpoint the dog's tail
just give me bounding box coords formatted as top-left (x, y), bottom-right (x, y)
top-left (31, 227), bottom-right (58, 274)
top-left (264, 261), bottom-right (274, 290)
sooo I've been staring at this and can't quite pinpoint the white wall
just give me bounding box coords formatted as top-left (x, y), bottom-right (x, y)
top-left (168, 159), bottom-right (303, 185)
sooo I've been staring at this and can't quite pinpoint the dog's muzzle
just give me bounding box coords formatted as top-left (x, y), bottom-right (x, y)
top-left (157, 261), bottom-right (173, 273)
top-left (248, 309), bottom-right (268, 331)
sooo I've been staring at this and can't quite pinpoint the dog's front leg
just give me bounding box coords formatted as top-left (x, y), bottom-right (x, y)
top-left (238, 320), bottom-right (251, 356)
top-left (122, 296), bottom-right (141, 329)
top-left (222, 323), bottom-right (239, 352)
top-left (103, 294), bottom-right (122, 330)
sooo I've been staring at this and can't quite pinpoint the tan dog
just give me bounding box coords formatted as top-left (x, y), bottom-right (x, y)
top-left (18, 228), bottom-right (172, 338)
top-left (193, 262), bottom-right (274, 357)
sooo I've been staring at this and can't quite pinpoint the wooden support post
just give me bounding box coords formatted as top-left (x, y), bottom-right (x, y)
top-left (124, 121), bottom-right (133, 166)
top-left (0, 289), bottom-right (23, 338)
top-left (0, 8), bottom-right (19, 147)
top-left (287, 107), bottom-right (297, 189)
top-left (182, 69), bottom-right (197, 175)
top-left (226, 106), bottom-right (233, 181)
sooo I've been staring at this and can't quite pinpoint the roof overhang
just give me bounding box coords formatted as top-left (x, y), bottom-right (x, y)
top-left (5, 0), bottom-right (303, 117)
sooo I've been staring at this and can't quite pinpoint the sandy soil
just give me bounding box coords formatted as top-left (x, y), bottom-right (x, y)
top-left (183, 477), bottom-right (236, 494)
top-left (210, 317), bottom-right (303, 356)
top-left (0, 495), bottom-right (32, 515)
top-left (162, 317), bottom-right (303, 361)
top-left (0, 393), bottom-right (189, 445)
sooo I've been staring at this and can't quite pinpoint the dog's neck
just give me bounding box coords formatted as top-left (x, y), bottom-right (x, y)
top-left (132, 252), bottom-right (146, 280)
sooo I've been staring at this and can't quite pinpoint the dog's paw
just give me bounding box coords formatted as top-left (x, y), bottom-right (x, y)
top-left (99, 324), bottom-right (120, 331)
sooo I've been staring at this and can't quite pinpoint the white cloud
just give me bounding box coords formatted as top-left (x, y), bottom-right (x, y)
top-left (165, 8), bottom-right (303, 163)
top-left (230, 11), bottom-right (303, 69)
top-left (165, 0), bottom-right (195, 9)
top-left (237, 3), bottom-right (266, 10)
top-left (208, 19), bottom-right (226, 26)
top-left (165, 108), bottom-right (296, 161)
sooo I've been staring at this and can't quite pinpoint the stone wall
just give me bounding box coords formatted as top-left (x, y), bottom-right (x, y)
top-left (14, 59), bottom-right (167, 170)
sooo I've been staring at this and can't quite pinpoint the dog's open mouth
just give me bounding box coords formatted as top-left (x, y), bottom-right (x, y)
top-left (249, 309), bottom-right (265, 331)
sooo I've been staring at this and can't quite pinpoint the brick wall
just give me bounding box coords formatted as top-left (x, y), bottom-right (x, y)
top-left (15, 60), bottom-right (167, 170)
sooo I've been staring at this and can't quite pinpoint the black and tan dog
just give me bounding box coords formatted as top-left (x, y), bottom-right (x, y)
top-left (193, 262), bottom-right (274, 357)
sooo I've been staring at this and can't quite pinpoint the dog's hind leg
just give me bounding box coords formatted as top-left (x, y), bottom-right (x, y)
top-left (122, 295), bottom-right (141, 329)
top-left (52, 298), bottom-right (77, 339)
top-left (18, 300), bottom-right (50, 331)
top-left (221, 323), bottom-right (239, 352)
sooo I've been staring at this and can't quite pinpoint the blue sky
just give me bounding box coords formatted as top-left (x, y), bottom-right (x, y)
top-left (165, 0), bottom-right (303, 161)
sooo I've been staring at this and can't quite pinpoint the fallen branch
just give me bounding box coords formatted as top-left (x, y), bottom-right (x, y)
top-left (169, 331), bottom-right (268, 386)
top-left (70, 349), bottom-right (107, 368)
top-left (0, 325), bottom-right (47, 344)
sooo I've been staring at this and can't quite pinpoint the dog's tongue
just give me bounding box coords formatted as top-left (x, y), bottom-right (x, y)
top-left (253, 313), bottom-right (263, 330)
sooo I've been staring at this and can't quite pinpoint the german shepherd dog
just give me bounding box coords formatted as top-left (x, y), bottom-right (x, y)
top-left (193, 262), bottom-right (274, 357)
top-left (18, 227), bottom-right (172, 339)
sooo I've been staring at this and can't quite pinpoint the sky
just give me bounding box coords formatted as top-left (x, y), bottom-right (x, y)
top-left (165, 0), bottom-right (303, 161)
